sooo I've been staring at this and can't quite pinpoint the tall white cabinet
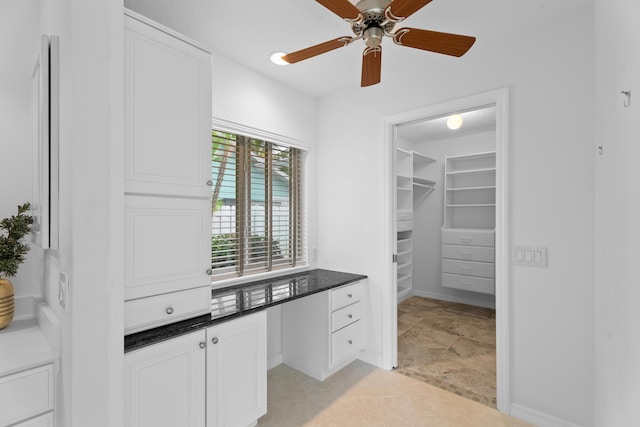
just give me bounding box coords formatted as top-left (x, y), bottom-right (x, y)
top-left (123, 10), bottom-right (213, 333)
top-left (395, 148), bottom-right (436, 301)
top-left (441, 152), bottom-right (496, 295)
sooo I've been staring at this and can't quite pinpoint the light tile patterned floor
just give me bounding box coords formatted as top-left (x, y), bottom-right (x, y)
top-left (257, 360), bottom-right (531, 427)
top-left (396, 296), bottom-right (497, 408)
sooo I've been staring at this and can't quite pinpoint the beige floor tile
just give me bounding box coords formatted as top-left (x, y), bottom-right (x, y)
top-left (307, 397), bottom-right (385, 427)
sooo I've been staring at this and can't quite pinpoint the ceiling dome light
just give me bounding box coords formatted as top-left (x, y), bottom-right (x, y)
top-left (270, 52), bottom-right (289, 65)
top-left (447, 114), bottom-right (463, 130)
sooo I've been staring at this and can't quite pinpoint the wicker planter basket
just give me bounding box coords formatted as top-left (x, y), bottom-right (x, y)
top-left (0, 278), bottom-right (15, 330)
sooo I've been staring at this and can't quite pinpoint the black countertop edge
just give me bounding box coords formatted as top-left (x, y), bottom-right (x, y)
top-left (125, 268), bottom-right (367, 353)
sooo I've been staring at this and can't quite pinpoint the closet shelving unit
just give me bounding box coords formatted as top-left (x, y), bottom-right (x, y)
top-left (441, 151), bottom-right (497, 295)
top-left (395, 147), bottom-right (436, 302)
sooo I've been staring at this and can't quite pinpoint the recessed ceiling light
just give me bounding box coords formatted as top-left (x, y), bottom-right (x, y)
top-left (270, 52), bottom-right (289, 66)
top-left (447, 114), bottom-right (463, 130)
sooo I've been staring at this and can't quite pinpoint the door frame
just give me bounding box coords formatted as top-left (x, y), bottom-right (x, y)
top-left (381, 87), bottom-right (510, 412)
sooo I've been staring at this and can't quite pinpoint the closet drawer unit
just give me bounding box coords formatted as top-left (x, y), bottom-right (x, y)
top-left (442, 229), bottom-right (495, 247)
top-left (397, 221), bottom-right (414, 232)
top-left (442, 259), bottom-right (495, 279)
top-left (0, 364), bottom-right (54, 426)
top-left (442, 273), bottom-right (495, 295)
top-left (331, 301), bottom-right (363, 332)
top-left (397, 210), bottom-right (413, 222)
top-left (331, 281), bottom-right (364, 310)
top-left (125, 285), bottom-right (210, 333)
top-left (442, 244), bottom-right (495, 263)
top-left (331, 320), bottom-right (364, 365)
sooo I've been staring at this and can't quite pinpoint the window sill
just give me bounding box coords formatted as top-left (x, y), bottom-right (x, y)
top-left (211, 265), bottom-right (310, 290)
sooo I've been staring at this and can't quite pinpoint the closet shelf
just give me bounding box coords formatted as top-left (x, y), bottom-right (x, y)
top-left (413, 152), bottom-right (436, 164)
top-left (446, 186), bottom-right (496, 191)
top-left (446, 204), bottom-right (496, 208)
top-left (446, 167), bottom-right (496, 176)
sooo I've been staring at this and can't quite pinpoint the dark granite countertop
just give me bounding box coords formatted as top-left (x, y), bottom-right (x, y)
top-left (125, 268), bottom-right (367, 353)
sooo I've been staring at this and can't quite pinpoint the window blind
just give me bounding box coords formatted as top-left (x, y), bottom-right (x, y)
top-left (211, 129), bottom-right (305, 280)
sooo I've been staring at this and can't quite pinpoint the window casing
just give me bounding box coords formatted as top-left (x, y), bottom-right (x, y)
top-left (211, 130), bottom-right (306, 281)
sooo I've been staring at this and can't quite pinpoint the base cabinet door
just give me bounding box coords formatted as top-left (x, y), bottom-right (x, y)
top-left (125, 330), bottom-right (207, 427)
top-left (206, 311), bottom-right (267, 427)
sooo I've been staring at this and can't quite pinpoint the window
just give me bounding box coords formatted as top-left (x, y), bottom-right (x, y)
top-left (210, 129), bottom-right (306, 281)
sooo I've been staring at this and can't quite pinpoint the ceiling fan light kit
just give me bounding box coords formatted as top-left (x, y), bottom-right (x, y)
top-left (279, 0), bottom-right (476, 87)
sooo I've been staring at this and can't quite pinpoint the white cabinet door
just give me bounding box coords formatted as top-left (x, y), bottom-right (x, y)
top-left (124, 14), bottom-right (212, 198)
top-left (0, 364), bottom-right (54, 427)
top-left (124, 195), bottom-right (211, 300)
top-left (206, 311), bottom-right (267, 427)
top-left (125, 330), bottom-right (207, 427)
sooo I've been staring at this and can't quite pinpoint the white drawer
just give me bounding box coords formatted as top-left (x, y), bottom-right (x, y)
top-left (442, 273), bottom-right (495, 295)
top-left (442, 259), bottom-right (495, 279)
top-left (442, 244), bottom-right (495, 262)
top-left (0, 364), bottom-right (54, 426)
top-left (331, 282), bottom-right (364, 311)
top-left (441, 228), bottom-right (495, 247)
top-left (331, 320), bottom-right (364, 365)
top-left (397, 210), bottom-right (413, 222)
top-left (397, 221), bottom-right (414, 232)
top-left (125, 286), bottom-right (210, 333)
top-left (331, 301), bottom-right (362, 332)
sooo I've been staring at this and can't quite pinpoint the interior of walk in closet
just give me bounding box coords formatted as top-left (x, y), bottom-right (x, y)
top-left (394, 106), bottom-right (497, 308)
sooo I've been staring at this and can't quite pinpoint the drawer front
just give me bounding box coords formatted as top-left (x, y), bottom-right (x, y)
top-left (442, 244), bottom-right (495, 263)
top-left (441, 229), bottom-right (495, 247)
top-left (442, 259), bottom-right (495, 279)
top-left (397, 210), bottom-right (413, 222)
top-left (331, 301), bottom-right (363, 332)
top-left (397, 221), bottom-right (413, 232)
top-left (125, 286), bottom-right (210, 333)
top-left (331, 282), bottom-right (364, 311)
top-left (442, 273), bottom-right (495, 295)
top-left (0, 364), bottom-right (54, 426)
top-left (331, 320), bottom-right (364, 365)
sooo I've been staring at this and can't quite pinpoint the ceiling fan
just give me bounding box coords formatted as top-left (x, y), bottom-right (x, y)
top-left (280, 0), bottom-right (476, 87)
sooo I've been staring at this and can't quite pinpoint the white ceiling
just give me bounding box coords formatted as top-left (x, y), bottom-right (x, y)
top-left (124, 0), bottom-right (587, 98)
top-left (396, 105), bottom-right (496, 143)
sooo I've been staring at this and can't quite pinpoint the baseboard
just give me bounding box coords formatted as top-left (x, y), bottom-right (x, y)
top-left (267, 354), bottom-right (283, 370)
top-left (510, 404), bottom-right (583, 427)
top-left (412, 289), bottom-right (496, 309)
top-left (357, 350), bottom-right (385, 370)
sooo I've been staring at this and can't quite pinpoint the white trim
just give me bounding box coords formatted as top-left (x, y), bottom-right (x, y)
top-left (267, 354), bottom-right (283, 370)
top-left (412, 289), bottom-right (496, 309)
top-left (382, 87), bottom-right (511, 412)
top-left (357, 350), bottom-right (384, 370)
top-left (211, 117), bottom-right (310, 151)
top-left (510, 404), bottom-right (583, 427)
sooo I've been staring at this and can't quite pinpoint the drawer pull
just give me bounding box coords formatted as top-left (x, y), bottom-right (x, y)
top-left (347, 293), bottom-right (353, 298)
top-left (461, 238), bottom-right (472, 244)
top-left (348, 340), bottom-right (353, 345)
top-left (206, 269), bottom-right (213, 275)
top-left (348, 314), bottom-right (353, 319)
top-left (461, 252), bottom-right (472, 259)
top-left (206, 180), bottom-right (213, 186)
top-left (212, 337), bottom-right (219, 344)
top-left (166, 307), bottom-right (174, 315)
top-left (199, 342), bottom-right (206, 349)
top-left (461, 267), bottom-right (472, 273)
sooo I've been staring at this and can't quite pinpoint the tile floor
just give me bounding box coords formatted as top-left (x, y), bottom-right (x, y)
top-left (257, 360), bottom-right (531, 427)
top-left (396, 296), bottom-right (497, 408)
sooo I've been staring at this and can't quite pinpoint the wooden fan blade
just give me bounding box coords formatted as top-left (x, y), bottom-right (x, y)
top-left (386, 0), bottom-right (433, 20)
top-left (361, 48), bottom-right (382, 87)
top-left (316, 0), bottom-right (362, 21)
top-left (393, 28), bottom-right (476, 57)
top-left (282, 37), bottom-right (353, 64)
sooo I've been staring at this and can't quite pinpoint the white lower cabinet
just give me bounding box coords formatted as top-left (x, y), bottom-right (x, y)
top-left (125, 311), bottom-right (266, 427)
top-left (125, 331), bottom-right (207, 427)
top-left (282, 281), bottom-right (366, 381)
top-left (13, 412), bottom-right (55, 427)
top-left (0, 363), bottom-right (55, 427)
top-left (206, 311), bottom-right (267, 427)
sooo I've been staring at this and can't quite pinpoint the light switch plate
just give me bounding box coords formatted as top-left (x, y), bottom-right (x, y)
top-left (513, 246), bottom-right (547, 267)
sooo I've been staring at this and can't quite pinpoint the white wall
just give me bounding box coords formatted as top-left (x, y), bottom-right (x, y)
top-left (408, 131), bottom-right (496, 308)
top-left (317, 6), bottom-right (595, 427)
top-left (0, 0), bottom-right (43, 312)
top-left (594, 0), bottom-right (640, 425)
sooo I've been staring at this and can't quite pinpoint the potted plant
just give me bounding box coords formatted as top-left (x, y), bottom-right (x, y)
top-left (0, 203), bottom-right (33, 330)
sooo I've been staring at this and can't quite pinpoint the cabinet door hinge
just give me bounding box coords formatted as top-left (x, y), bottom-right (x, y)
top-left (393, 254), bottom-right (398, 263)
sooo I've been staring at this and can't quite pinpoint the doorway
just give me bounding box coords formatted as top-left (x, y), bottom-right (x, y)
top-left (382, 88), bottom-right (510, 412)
